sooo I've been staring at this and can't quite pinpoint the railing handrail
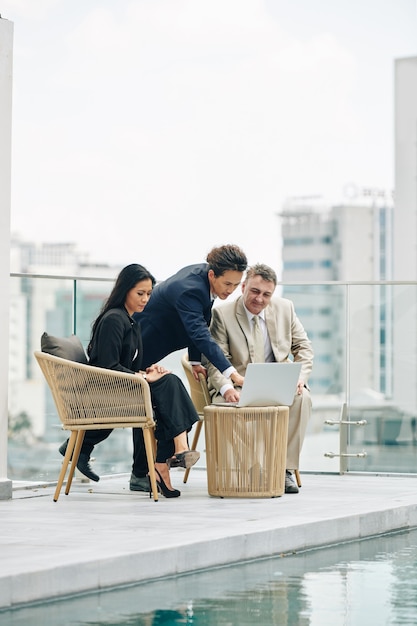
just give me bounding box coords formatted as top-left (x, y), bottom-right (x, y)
top-left (10, 272), bottom-right (115, 282)
top-left (10, 272), bottom-right (417, 287)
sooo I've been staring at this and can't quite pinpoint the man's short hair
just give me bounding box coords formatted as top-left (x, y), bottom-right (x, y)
top-left (245, 263), bottom-right (277, 286)
top-left (206, 244), bottom-right (248, 276)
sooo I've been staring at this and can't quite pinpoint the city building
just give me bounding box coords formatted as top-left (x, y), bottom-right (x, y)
top-left (277, 192), bottom-right (393, 398)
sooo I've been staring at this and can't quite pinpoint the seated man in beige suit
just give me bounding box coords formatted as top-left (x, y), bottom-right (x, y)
top-left (205, 263), bottom-right (313, 494)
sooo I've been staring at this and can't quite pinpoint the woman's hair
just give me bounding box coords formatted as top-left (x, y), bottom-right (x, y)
top-left (206, 244), bottom-right (248, 276)
top-left (245, 263), bottom-right (277, 286)
top-left (88, 263), bottom-right (155, 354)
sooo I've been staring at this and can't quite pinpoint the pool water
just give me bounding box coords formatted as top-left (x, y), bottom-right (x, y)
top-left (2, 529), bottom-right (417, 625)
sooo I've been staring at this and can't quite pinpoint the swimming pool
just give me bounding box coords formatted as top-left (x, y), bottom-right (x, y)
top-left (2, 529), bottom-right (417, 625)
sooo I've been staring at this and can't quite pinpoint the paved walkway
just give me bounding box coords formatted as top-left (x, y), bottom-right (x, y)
top-left (1, 469), bottom-right (417, 611)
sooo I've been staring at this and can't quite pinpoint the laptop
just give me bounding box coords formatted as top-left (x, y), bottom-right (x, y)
top-left (214, 362), bottom-right (302, 407)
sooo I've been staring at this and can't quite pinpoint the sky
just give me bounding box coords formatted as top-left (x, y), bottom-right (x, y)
top-left (2, 0), bottom-right (417, 280)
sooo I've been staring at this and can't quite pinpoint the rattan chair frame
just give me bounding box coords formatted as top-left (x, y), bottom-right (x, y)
top-left (181, 353), bottom-right (211, 484)
top-left (34, 351), bottom-right (158, 501)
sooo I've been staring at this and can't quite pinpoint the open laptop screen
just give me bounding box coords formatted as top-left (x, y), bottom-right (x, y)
top-left (214, 362), bottom-right (302, 407)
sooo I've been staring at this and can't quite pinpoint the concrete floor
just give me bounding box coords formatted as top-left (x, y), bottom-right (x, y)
top-left (1, 468), bottom-right (417, 611)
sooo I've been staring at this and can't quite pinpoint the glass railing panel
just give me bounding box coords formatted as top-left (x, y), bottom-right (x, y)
top-left (8, 275), bottom-right (131, 482)
top-left (280, 283), bottom-right (347, 474)
top-left (9, 275), bottom-right (78, 482)
top-left (345, 283), bottom-right (417, 473)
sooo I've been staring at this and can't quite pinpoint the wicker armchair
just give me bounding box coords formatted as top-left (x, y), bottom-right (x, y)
top-left (34, 351), bottom-right (158, 502)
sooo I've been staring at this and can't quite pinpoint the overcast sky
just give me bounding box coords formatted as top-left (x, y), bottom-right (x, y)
top-left (2, 0), bottom-right (417, 279)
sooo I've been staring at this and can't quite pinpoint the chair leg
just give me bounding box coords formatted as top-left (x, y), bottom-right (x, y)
top-left (150, 427), bottom-right (157, 460)
top-left (65, 431), bottom-right (85, 495)
top-left (294, 469), bottom-right (302, 488)
top-left (183, 419), bottom-right (203, 484)
top-left (54, 431), bottom-right (77, 502)
top-left (143, 428), bottom-right (158, 502)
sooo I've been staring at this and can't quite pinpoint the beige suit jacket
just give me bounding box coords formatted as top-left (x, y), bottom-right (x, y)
top-left (206, 295), bottom-right (313, 398)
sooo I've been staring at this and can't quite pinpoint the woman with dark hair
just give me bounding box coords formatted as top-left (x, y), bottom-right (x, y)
top-left (59, 263), bottom-right (200, 498)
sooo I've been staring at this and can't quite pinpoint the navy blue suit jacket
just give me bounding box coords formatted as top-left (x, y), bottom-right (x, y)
top-left (135, 263), bottom-right (232, 372)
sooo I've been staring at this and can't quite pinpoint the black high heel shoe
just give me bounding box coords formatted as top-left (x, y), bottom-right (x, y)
top-left (149, 468), bottom-right (181, 498)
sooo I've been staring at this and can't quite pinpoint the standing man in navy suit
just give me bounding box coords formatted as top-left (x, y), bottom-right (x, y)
top-left (130, 244), bottom-right (248, 491)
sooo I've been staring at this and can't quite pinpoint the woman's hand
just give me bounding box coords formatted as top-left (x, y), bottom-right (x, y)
top-left (145, 363), bottom-right (171, 383)
top-left (146, 364), bottom-right (170, 375)
top-left (136, 364), bottom-right (171, 383)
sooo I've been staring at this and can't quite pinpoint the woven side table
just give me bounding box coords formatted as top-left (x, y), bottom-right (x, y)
top-left (203, 405), bottom-right (289, 498)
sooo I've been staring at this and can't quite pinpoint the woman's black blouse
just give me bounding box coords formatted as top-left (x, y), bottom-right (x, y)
top-left (88, 307), bottom-right (142, 373)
